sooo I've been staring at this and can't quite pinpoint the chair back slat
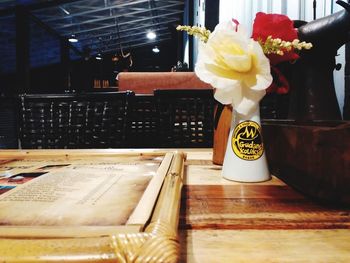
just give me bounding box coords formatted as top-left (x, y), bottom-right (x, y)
top-left (127, 94), bottom-right (158, 148)
top-left (0, 97), bottom-right (19, 149)
top-left (20, 92), bottom-right (133, 149)
top-left (154, 89), bottom-right (214, 148)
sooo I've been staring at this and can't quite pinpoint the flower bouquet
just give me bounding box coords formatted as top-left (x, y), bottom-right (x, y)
top-left (178, 13), bottom-right (312, 182)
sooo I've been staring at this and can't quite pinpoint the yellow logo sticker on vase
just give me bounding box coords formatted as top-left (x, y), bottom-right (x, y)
top-left (231, 120), bottom-right (264, 161)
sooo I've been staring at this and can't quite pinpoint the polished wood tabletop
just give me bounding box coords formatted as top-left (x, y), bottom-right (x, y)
top-left (180, 150), bottom-right (350, 263)
top-left (0, 149), bottom-right (349, 262)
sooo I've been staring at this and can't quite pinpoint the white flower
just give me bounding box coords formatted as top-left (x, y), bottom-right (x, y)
top-left (195, 20), bottom-right (273, 116)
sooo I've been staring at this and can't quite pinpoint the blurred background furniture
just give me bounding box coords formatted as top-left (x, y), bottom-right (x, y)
top-left (127, 94), bottom-right (158, 148)
top-left (0, 97), bottom-right (19, 149)
top-left (154, 89), bottom-right (214, 148)
top-left (121, 72), bottom-right (215, 148)
top-left (20, 91), bottom-right (133, 149)
top-left (118, 72), bottom-right (212, 94)
top-left (18, 88), bottom-right (216, 149)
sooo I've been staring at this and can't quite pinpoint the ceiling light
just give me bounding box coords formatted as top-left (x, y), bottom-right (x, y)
top-left (147, 31), bottom-right (156, 40)
top-left (152, 46), bottom-right (160, 53)
top-left (68, 34), bottom-right (78, 43)
top-left (96, 53), bottom-right (102, 60)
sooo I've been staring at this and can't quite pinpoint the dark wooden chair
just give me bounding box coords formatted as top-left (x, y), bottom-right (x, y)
top-left (260, 93), bottom-right (289, 119)
top-left (154, 89), bottom-right (214, 148)
top-left (126, 94), bottom-right (158, 148)
top-left (20, 91), bottom-right (133, 149)
top-left (82, 92), bottom-right (133, 148)
top-left (0, 97), bottom-right (19, 149)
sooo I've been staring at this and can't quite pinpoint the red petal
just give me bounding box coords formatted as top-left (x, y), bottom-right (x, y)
top-left (267, 66), bottom-right (290, 94)
top-left (252, 12), bottom-right (297, 42)
top-left (252, 12), bottom-right (299, 65)
top-left (268, 52), bottom-right (299, 65)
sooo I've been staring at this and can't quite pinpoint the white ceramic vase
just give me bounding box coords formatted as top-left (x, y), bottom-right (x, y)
top-left (221, 105), bottom-right (271, 182)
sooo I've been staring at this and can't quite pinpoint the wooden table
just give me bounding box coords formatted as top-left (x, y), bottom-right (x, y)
top-left (0, 149), bottom-right (349, 262)
top-left (180, 149), bottom-right (350, 263)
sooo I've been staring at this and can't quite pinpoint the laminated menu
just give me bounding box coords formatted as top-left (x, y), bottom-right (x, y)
top-left (0, 150), bottom-right (184, 262)
top-left (0, 161), bottom-right (158, 226)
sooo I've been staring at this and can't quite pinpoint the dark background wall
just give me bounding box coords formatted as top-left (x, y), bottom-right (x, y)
top-left (0, 6), bottom-right (182, 95)
top-left (1, 40), bottom-right (178, 95)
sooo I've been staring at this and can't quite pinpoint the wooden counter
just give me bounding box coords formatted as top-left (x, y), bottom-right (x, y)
top-left (0, 149), bottom-right (349, 262)
top-left (118, 72), bottom-right (212, 94)
top-left (180, 150), bottom-right (350, 262)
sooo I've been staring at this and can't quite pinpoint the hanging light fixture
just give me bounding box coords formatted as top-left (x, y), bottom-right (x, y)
top-left (152, 46), bottom-right (160, 53)
top-left (68, 34), bottom-right (78, 43)
top-left (96, 53), bottom-right (102, 60)
top-left (115, 17), bottom-right (133, 69)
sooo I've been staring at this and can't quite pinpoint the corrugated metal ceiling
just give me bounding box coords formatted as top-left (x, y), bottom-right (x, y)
top-left (0, 0), bottom-right (185, 71)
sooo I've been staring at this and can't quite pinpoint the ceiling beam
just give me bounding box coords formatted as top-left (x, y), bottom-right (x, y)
top-left (42, 0), bottom-right (151, 22)
top-left (28, 12), bottom-right (83, 56)
top-left (43, 0), bottom-right (184, 22)
top-left (75, 18), bottom-right (177, 41)
top-left (81, 27), bottom-right (171, 47)
top-left (90, 33), bottom-right (172, 51)
top-left (78, 25), bottom-right (170, 44)
top-left (0, 0), bottom-right (83, 16)
top-left (62, 10), bottom-right (183, 36)
top-left (93, 37), bottom-right (172, 55)
top-left (52, 2), bottom-right (184, 30)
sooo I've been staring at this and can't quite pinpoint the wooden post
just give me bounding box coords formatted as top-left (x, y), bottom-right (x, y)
top-left (15, 6), bottom-right (30, 94)
top-left (204, 0), bottom-right (219, 31)
top-left (344, 42), bottom-right (350, 119)
top-left (188, 0), bottom-right (194, 71)
top-left (60, 39), bottom-right (70, 92)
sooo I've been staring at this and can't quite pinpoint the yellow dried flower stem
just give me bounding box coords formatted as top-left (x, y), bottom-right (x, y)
top-left (176, 25), bottom-right (313, 56)
top-left (176, 25), bottom-right (211, 43)
top-left (259, 36), bottom-right (313, 56)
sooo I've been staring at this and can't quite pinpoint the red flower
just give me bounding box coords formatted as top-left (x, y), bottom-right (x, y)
top-left (252, 12), bottom-right (299, 65)
top-left (267, 66), bottom-right (290, 94)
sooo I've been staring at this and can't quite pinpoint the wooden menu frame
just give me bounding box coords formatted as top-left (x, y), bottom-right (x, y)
top-left (0, 150), bottom-right (185, 263)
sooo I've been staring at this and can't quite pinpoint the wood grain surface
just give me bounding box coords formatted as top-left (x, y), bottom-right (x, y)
top-left (263, 120), bottom-right (350, 205)
top-left (1, 149), bottom-right (349, 262)
top-left (180, 149), bottom-right (350, 263)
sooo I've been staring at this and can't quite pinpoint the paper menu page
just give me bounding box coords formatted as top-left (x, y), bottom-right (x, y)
top-left (0, 161), bottom-right (159, 226)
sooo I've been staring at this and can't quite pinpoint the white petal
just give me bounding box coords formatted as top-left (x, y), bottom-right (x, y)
top-left (235, 89), bottom-right (266, 116)
top-left (251, 74), bottom-right (273, 91)
top-left (222, 53), bottom-right (252, 72)
top-left (214, 20), bottom-right (235, 33)
top-left (209, 74), bottom-right (239, 90)
top-left (214, 84), bottom-right (242, 106)
top-left (236, 97), bottom-right (257, 116)
top-left (194, 19), bottom-right (273, 115)
top-left (198, 41), bottom-right (216, 62)
top-left (195, 61), bottom-right (213, 84)
top-left (214, 89), bottom-right (234, 105)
